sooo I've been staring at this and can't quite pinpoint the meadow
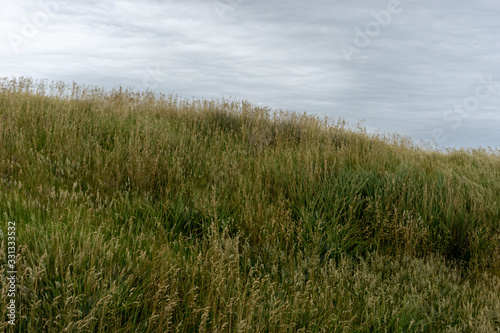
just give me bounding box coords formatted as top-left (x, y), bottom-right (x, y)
top-left (0, 77), bottom-right (499, 332)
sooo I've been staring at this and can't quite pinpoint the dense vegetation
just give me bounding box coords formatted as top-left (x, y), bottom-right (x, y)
top-left (1, 77), bottom-right (499, 332)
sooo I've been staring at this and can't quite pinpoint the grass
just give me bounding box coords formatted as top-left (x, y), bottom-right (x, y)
top-left (0, 77), bottom-right (499, 332)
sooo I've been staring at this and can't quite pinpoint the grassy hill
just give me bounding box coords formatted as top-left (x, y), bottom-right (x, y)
top-left (1, 77), bottom-right (499, 332)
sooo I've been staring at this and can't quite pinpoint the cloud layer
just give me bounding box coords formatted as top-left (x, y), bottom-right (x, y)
top-left (2, 0), bottom-right (500, 149)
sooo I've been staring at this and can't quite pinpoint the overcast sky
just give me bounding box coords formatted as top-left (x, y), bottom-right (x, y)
top-left (2, 0), bottom-right (500, 149)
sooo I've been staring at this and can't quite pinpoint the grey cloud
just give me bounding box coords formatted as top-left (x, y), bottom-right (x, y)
top-left (1, 0), bottom-right (499, 149)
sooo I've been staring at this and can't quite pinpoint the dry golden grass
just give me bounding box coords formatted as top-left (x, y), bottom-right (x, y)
top-left (0, 77), bottom-right (499, 332)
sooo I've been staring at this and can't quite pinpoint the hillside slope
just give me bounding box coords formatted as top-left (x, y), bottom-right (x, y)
top-left (1, 78), bottom-right (499, 332)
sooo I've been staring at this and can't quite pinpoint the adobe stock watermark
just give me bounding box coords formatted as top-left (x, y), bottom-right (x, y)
top-left (419, 75), bottom-right (500, 149)
top-left (340, 0), bottom-right (406, 63)
top-left (212, 0), bottom-right (243, 20)
top-left (4, 221), bottom-right (17, 326)
top-left (142, 65), bottom-right (163, 90)
top-left (7, 0), bottom-right (62, 52)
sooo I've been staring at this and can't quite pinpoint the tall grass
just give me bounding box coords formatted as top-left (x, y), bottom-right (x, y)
top-left (0, 77), bottom-right (499, 332)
